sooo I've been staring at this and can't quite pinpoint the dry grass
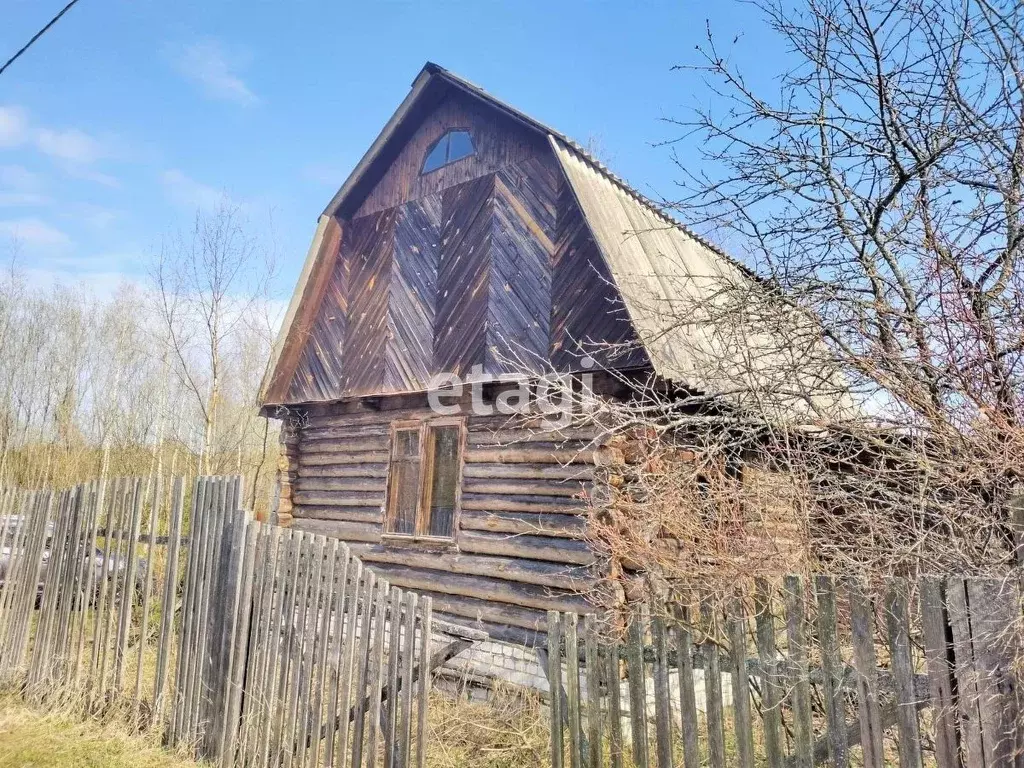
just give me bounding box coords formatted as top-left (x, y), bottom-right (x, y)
top-left (425, 684), bottom-right (552, 768)
top-left (0, 693), bottom-right (199, 768)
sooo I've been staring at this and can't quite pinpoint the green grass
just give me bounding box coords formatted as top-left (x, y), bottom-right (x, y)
top-left (0, 694), bottom-right (200, 768)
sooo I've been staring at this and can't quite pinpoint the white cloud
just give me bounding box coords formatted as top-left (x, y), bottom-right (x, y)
top-left (0, 217), bottom-right (72, 249)
top-left (0, 192), bottom-right (49, 207)
top-left (160, 169), bottom-right (229, 212)
top-left (36, 128), bottom-right (105, 164)
top-left (171, 39), bottom-right (258, 106)
top-left (20, 266), bottom-right (145, 300)
top-left (64, 202), bottom-right (119, 230)
top-left (0, 106), bottom-right (29, 148)
top-left (0, 108), bottom-right (118, 186)
top-left (0, 164), bottom-right (44, 190)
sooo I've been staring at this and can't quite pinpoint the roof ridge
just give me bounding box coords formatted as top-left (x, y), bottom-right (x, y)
top-left (423, 63), bottom-right (741, 267)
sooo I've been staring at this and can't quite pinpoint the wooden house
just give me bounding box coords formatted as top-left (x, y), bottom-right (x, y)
top-left (259, 63), bottom-right (820, 644)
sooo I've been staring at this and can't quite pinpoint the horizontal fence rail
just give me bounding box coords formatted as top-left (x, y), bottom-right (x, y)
top-left (0, 475), bottom-right (435, 768)
top-left (546, 575), bottom-right (1024, 768)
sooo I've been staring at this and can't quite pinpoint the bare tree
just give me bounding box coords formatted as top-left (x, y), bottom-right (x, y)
top-left (151, 203), bottom-right (275, 476)
top-left (567, 0), bottom-right (1024, 593)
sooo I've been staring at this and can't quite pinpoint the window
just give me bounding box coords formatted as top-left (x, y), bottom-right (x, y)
top-left (384, 419), bottom-right (464, 539)
top-left (421, 130), bottom-right (475, 174)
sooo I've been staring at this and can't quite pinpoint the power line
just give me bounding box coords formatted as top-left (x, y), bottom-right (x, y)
top-left (0, 0), bottom-right (83, 78)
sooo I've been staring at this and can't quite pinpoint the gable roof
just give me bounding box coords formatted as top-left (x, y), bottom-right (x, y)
top-left (262, 63), bottom-right (849, 419)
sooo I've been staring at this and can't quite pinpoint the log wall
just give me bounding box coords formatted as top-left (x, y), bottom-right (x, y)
top-left (279, 395), bottom-right (610, 645)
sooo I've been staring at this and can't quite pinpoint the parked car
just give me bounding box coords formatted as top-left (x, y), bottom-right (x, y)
top-left (0, 516), bottom-right (147, 607)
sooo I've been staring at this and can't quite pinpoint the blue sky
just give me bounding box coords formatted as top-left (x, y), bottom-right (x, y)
top-left (0, 0), bottom-right (777, 299)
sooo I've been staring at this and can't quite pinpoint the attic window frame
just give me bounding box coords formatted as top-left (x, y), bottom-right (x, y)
top-left (382, 416), bottom-right (466, 544)
top-left (420, 129), bottom-right (476, 175)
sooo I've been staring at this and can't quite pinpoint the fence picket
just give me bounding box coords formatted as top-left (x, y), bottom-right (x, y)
top-left (815, 575), bottom-right (848, 768)
top-left (651, 614), bottom-right (672, 768)
top-left (753, 579), bottom-right (783, 767)
top-left (848, 578), bottom-right (885, 768)
top-left (919, 577), bottom-right (959, 768)
top-left (700, 600), bottom-right (726, 768)
top-left (784, 575), bottom-right (813, 768)
top-left (415, 595), bottom-right (431, 768)
top-left (547, 611), bottom-right (565, 768)
top-left (398, 591), bottom-right (417, 768)
top-left (625, 611), bottom-right (649, 768)
top-left (350, 572), bottom-right (376, 768)
top-left (886, 577), bottom-right (924, 768)
top-left (364, 579), bottom-right (390, 768)
top-left (963, 578), bottom-right (1023, 767)
top-left (728, 595), bottom-right (755, 768)
top-left (583, 613), bottom-right (602, 768)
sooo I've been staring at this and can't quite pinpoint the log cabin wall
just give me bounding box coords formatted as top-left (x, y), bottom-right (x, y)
top-left (269, 82), bottom-right (656, 644)
top-left (278, 391), bottom-right (615, 645)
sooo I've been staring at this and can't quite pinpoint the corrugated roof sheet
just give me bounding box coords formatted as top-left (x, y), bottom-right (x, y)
top-left (551, 137), bottom-right (851, 418)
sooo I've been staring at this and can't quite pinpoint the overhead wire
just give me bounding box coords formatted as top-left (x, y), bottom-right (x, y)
top-left (0, 0), bottom-right (83, 78)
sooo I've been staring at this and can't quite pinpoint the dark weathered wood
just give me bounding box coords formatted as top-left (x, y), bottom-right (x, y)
top-left (583, 614), bottom-right (602, 768)
top-left (784, 575), bottom-right (813, 768)
top-left (847, 578), bottom-right (885, 768)
top-left (347, 543), bottom-right (595, 591)
top-left (457, 530), bottom-right (595, 565)
top-left (360, 561), bottom-right (590, 614)
top-left (919, 577), bottom-right (959, 768)
top-left (963, 578), bottom-right (1023, 768)
top-left (547, 613), bottom-right (565, 768)
top-left (458, 509), bottom-right (586, 538)
top-left (462, 462), bottom-right (595, 480)
top-left (753, 579), bottom-right (783, 768)
top-left (625, 611), bottom-right (649, 768)
top-left (815, 575), bottom-right (848, 768)
top-left (605, 639), bottom-right (623, 768)
top-left (701, 601), bottom-right (726, 768)
top-left (464, 448), bottom-right (602, 465)
top-left (397, 591), bottom-right (417, 768)
top-left (383, 588), bottom-right (403, 768)
top-left (886, 578), bottom-right (923, 768)
top-left (651, 614), bottom-right (673, 768)
top-left (565, 613), bottom-right (583, 768)
top-left (462, 479), bottom-right (586, 498)
top-left (946, 577), bottom-right (984, 767)
top-left (222, 516), bottom-right (259, 767)
top-left (728, 596), bottom-right (755, 768)
top-left (672, 603), bottom-right (700, 768)
top-left (415, 596), bottom-right (432, 768)
top-left (350, 572), bottom-right (379, 768)
top-left (338, 563), bottom-right (366, 767)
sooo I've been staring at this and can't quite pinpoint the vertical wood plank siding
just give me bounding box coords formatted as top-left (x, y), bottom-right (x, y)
top-left (344, 209), bottom-right (397, 395)
top-left (436, 175), bottom-right (493, 378)
top-left (488, 165), bottom-right (556, 372)
top-left (287, 228), bottom-right (348, 402)
top-left (387, 196), bottom-right (442, 390)
top-left (551, 180), bottom-right (646, 371)
top-left (277, 90), bottom-right (644, 403)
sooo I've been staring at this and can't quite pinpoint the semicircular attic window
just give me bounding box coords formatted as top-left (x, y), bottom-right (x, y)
top-left (421, 129), bottom-right (475, 174)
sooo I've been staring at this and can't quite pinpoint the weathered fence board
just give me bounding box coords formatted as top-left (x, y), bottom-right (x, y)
top-left (545, 574), bottom-right (1023, 768)
top-left (0, 474), bottom-right (436, 768)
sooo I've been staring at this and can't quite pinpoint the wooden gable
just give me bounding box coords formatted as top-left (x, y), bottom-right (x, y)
top-left (265, 81), bottom-right (647, 408)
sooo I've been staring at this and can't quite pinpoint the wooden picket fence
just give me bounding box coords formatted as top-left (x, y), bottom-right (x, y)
top-left (0, 475), bottom-right (436, 768)
top-left (545, 575), bottom-right (1024, 768)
